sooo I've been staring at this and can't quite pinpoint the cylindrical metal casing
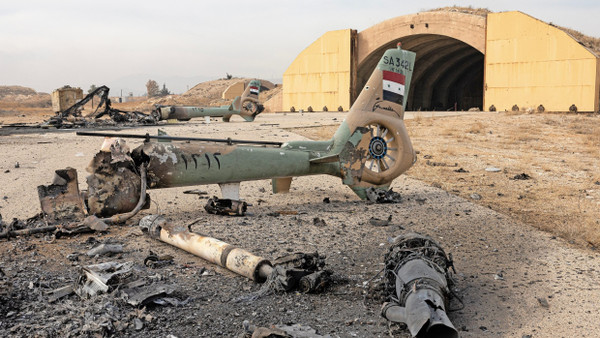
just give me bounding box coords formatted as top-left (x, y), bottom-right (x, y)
top-left (140, 215), bottom-right (271, 282)
top-left (158, 228), bottom-right (270, 281)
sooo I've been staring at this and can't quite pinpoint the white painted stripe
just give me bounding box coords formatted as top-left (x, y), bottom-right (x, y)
top-left (382, 79), bottom-right (405, 96)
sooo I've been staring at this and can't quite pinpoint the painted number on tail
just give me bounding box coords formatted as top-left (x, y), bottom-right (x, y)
top-left (383, 56), bottom-right (413, 71)
top-left (382, 70), bottom-right (406, 105)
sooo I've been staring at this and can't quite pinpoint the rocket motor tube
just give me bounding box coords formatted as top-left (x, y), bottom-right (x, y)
top-left (140, 215), bottom-right (272, 282)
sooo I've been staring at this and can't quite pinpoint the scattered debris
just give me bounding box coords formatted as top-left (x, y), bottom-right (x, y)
top-left (37, 168), bottom-right (87, 223)
top-left (144, 251), bottom-right (174, 268)
top-left (454, 167), bottom-right (469, 173)
top-left (83, 215), bottom-right (109, 231)
top-left (0, 213), bottom-right (107, 239)
top-left (243, 320), bottom-right (333, 338)
top-left (426, 160), bottom-right (457, 167)
top-left (382, 233), bottom-right (458, 338)
top-left (41, 85), bottom-right (157, 129)
top-left (75, 261), bottom-right (135, 299)
top-left (120, 283), bottom-right (178, 307)
top-left (485, 167), bottom-right (502, 172)
top-left (369, 215), bottom-right (392, 226)
top-left (470, 193), bottom-right (482, 200)
top-left (140, 215), bottom-right (271, 282)
top-left (537, 297), bottom-right (550, 308)
top-left (322, 197), bottom-right (331, 203)
top-left (183, 189), bottom-right (208, 196)
top-left (204, 196), bottom-right (248, 216)
top-left (512, 173), bottom-right (531, 180)
top-left (312, 217), bottom-right (327, 227)
top-left (86, 243), bottom-right (124, 257)
top-left (140, 215), bottom-right (333, 303)
top-left (365, 187), bottom-right (402, 203)
top-left (46, 285), bottom-right (75, 303)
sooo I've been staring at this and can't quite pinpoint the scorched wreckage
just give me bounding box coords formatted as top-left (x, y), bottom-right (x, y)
top-left (1, 45), bottom-right (463, 337)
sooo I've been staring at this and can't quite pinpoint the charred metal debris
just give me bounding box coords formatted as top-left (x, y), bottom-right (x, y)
top-left (1, 168), bottom-right (112, 239)
top-left (41, 86), bottom-right (157, 129)
top-left (366, 187), bottom-right (403, 203)
top-left (381, 233), bottom-right (460, 338)
top-left (140, 215), bottom-right (334, 301)
top-left (1, 140), bottom-right (151, 238)
top-left (204, 196), bottom-right (248, 216)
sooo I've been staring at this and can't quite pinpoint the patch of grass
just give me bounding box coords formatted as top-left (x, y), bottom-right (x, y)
top-left (467, 121), bottom-right (486, 134)
top-left (290, 112), bottom-right (600, 248)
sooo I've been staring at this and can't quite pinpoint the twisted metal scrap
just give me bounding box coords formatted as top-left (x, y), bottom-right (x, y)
top-left (383, 233), bottom-right (455, 304)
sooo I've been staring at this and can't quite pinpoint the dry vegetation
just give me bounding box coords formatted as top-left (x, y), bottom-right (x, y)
top-left (428, 6), bottom-right (491, 17)
top-left (0, 86), bottom-right (53, 124)
top-left (291, 112), bottom-right (600, 248)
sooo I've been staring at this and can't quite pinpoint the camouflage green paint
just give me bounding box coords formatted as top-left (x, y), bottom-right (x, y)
top-left (122, 46), bottom-right (417, 199)
top-left (140, 142), bottom-right (323, 188)
top-left (156, 79), bottom-right (266, 122)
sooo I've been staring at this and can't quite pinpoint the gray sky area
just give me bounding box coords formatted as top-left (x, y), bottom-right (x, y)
top-left (1, 0), bottom-right (598, 95)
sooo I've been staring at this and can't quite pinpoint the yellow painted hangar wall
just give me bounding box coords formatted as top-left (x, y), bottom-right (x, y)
top-left (283, 29), bottom-right (354, 112)
top-left (485, 11), bottom-right (599, 112)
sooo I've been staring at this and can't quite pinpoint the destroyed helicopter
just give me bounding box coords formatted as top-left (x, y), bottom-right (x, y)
top-left (151, 79), bottom-right (271, 122)
top-left (79, 45), bottom-right (416, 218)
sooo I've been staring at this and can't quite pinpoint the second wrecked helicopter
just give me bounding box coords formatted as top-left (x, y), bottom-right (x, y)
top-left (152, 79), bottom-right (273, 122)
top-left (79, 45), bottom-right (416, 217)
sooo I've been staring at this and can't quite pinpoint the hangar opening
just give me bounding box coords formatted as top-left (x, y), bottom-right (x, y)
top-left (283, 10), bottom-right (599, 113)
top-left (357, 35), bottom-right (484, 111)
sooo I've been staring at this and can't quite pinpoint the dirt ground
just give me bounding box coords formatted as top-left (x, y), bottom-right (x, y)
top-left (1, 112), bottom-right (600, 337)
top-left (293, 111), bottom-right (600, 248)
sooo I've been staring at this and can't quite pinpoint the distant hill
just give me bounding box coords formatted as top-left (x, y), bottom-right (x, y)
top-left (0, 86), bottom-right (39, 98)
top-left (0, 86), bottom-right (51, 108)
top-left (130, 78), bottom-right (282, 112)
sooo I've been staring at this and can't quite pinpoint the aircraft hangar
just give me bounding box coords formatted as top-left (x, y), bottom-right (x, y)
top-left (282, 10), bottom-right (600, 113)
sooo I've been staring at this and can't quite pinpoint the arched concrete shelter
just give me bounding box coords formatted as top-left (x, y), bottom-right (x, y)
top-left (283, 10), bottom-right (600, 113)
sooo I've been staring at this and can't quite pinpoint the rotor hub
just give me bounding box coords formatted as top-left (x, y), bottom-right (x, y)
top-left (369, 136), bottom-right (387, 159)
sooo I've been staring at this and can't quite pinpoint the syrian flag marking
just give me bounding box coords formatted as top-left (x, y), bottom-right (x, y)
top-left (249, 86), bottom-right (259, 95)
top-left (382, 70), bottom-right (405, 104)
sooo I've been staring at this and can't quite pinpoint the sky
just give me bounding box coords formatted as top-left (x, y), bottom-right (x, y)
top-left (1, 0), bottom-right (599, 96)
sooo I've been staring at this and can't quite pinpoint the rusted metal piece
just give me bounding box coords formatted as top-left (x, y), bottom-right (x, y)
top-left (204, 196), bottom-right (247, 216)
top-left (86, 139), bottom-right (149, 219)
top-left (82, 215), bottom-right (108, 231)
top-left (37, 168), bottom-right (87, 223)
top-left (267, 252), bottom-right (331, 293)
top-left (0, 225), bottom-right (57, 239)
top-left (97, 165), bottom-right (147, 224)
top-left (298, 270), bottom-right (332, 293)
top-left (0, 215), bottom-right (108, 239)
top-left (382, 233), bottom-right (458, 338)
top-left (139, 215), bottom-right (272, 281)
